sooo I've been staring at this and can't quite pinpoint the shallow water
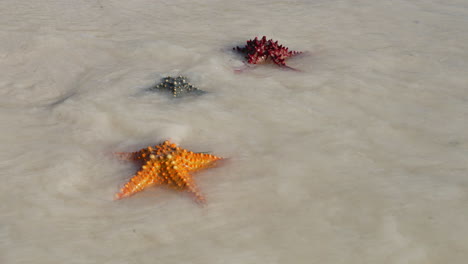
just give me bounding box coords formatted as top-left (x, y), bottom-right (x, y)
top-left (1, 0), bottom-right (468, 263)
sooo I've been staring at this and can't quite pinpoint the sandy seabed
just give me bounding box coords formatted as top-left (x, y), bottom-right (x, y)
top-left (1, 0), bottom-right (468, 263)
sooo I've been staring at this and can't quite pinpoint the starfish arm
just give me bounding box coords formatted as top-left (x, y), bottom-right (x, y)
top-left (178, 171), bottom-right (206, 204)
top-left (165, 168), bottom-right (206, 204)
top-left (282, 65), bottom-right (301, 72)
top-left (186, 181), bottom-right (206, 204)
top-left (114, 169), bottom-right (161, 200)
top-left (114, 145), bottom-right (161, 162)
top-left (114, 151), bottom-right (141, 161)
top-left (291, 50), bottom-right (302, 56)
top-left (186, 153), bottom-right (223, 172)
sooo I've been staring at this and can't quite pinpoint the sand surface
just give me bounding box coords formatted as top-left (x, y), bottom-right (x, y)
top-left (1, 0), bottom-right (468, 263)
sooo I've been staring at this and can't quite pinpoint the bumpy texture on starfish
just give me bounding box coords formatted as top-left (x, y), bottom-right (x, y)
top-left (150, 76), bottom-right (205, 98)
top-left (114, 140), bottom-right (223, 203)
top-left (234, 36), bottom-right (302, 69)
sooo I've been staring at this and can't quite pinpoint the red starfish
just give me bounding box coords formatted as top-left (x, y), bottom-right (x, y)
top-left (233, 36), bottom-right (302, 70)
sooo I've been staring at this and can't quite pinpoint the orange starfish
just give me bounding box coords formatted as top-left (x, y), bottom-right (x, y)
top-left (114, 140), bottom-right (223, 203)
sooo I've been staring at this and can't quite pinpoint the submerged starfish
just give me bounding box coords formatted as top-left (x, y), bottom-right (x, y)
top-left (233, 36), bottom-right (302, 70)
top-left (150, 76), bottom-right (205, 98)
top-left (114, 140), bottom-right (223, 203)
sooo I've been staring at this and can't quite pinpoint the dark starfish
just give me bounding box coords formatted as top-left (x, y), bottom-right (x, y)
top-left (150, 76), bottom-right (206, 98)
top-left (233, 36), bottom-right (302, 70)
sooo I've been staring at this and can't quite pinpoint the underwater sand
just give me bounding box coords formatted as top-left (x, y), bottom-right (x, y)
top-left (1, 0), bottom-right (468, 263)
